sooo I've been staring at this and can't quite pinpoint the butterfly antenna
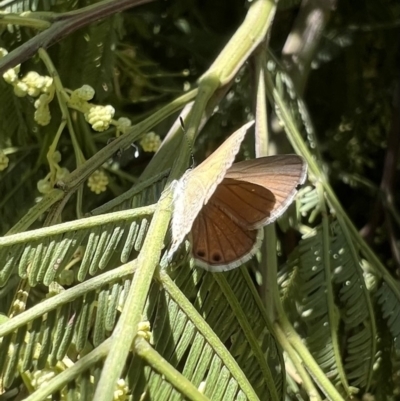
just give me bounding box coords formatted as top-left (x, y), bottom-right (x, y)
top-left (179, 117), bottom-right (195, 169)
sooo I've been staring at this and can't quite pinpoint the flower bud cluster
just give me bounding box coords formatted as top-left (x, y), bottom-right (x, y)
top-left (87, 169), bottom-right (109, 194)
top-left (1, 48), bottom-right (54, 126)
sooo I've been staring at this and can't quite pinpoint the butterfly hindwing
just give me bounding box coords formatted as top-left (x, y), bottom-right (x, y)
top-left (191, 201), bottom-right (263, 271)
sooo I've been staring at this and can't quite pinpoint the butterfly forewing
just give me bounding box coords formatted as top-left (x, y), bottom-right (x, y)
top-left (226, 155), bottom-right (306, 187)
top-left (169, 121), bottom-right (255, 257)
top-left (188, 120), bottom-right (255, 205)
top-left (224, 155), bottom-right (307, 228)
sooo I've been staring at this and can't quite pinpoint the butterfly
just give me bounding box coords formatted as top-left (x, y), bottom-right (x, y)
top-left (168, 121), bottom-right (307, 272)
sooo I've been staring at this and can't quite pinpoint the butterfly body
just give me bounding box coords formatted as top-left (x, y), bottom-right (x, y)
top-left (169, 121), bottom-right (307, 272)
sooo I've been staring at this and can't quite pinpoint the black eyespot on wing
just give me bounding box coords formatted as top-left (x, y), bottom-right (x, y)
top-left (212, 253), bottom-right (222, 262)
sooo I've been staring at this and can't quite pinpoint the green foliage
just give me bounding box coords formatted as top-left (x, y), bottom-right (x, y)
top-left (281, 220), bottom-right (376, 394)
top-left (0, 0), bottom-right (399, 400)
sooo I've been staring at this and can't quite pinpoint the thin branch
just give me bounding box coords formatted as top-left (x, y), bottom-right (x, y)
top-left (0, 0), bottom-right (155, 75)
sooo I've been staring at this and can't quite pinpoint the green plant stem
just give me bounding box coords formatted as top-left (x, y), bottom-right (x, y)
top-left (134, 336), bottom-right (210, 401)
top-left (0, 205), bottom-right (155, 247)
top-left (207, 0), bottom-right (276, 85)
top-left (0, 263), bottom-right (135, 336)
top-left (276, 305), bottom-right (344, 400)
top-left (273, 323), bottom-right (322, 401)
top-left (264, 223), bottom-right (321, 399)
top-left (39, 48), bottom-right (88, 220)
top-left (93, 192), bottom-right (172, 401)
top-left (23, 339), bottom-right (111, 401)
top-left (213, 272), bottom-right (279, 400)
top-left (264, 224), bottom-right (276, 316)
top-left (159, 271), bottom-right (260, 401)
top-left (254, 47), bottom-right (269, 157)
top-left (39, 48), bottom-right (86, 168)
top-left (0, 13), bottom-right (51, 29)
top-left (173, 73), bottom-right (221, 179)
top-left (254, 47), bottom-right (275, 319)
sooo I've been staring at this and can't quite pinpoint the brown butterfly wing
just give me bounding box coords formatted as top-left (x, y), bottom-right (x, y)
top-left (187, 120), bottom-right (255, 205)
top-left (190, 155), bottom-right (305, 270)
top-left (210, 178), bottom-right (276, 228)
top-left (222, 155), bottom-right (307, 228)
top-left (169, 121), bottom-right (254, 256)
top-left (191, 201), bottom-right (263, 272)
